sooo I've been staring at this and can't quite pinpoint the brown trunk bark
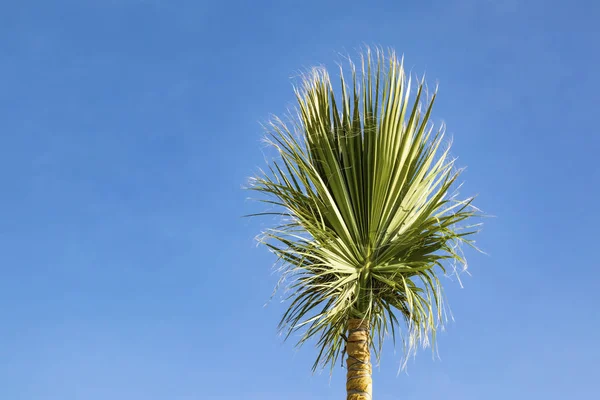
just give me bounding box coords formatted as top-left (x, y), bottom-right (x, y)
top-left (346, 318), bottom-right (372, 400)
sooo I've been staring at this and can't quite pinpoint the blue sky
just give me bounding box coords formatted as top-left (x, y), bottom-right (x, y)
top-left (0, 0), bottom-right (598, 399)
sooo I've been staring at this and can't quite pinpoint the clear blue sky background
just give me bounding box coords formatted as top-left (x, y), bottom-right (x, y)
top-left (0, 1), bottom-right (598, 399)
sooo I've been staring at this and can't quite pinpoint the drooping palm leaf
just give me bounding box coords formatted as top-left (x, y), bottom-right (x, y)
top-left (250, 48), bottom-right (481, 372)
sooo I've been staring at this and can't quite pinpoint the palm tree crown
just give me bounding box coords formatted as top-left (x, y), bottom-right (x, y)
top-left (251, 49), bottom-right (480, 372)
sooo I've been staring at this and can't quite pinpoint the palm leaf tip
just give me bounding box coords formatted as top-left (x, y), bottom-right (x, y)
top-left (250, 47), bottom-right (483, 372)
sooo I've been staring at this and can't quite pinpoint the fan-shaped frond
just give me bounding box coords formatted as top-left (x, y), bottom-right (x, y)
top-left (251, 48), bottom-right (480, 372)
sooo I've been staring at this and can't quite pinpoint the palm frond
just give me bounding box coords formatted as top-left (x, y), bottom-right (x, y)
top-left (250, 48), bottom-right (481, 372)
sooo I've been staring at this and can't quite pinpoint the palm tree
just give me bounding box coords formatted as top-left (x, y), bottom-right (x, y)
top-left (250, 48), bottom-right (480, 400)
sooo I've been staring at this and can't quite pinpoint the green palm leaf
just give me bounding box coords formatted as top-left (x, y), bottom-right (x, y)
top-left (250, 48), bottom-right (481, 372)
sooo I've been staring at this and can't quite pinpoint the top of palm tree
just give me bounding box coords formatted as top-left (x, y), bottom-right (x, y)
top-left (250, 48), bottom-right (481, 372)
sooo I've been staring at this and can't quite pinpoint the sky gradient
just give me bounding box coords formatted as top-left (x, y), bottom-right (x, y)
top-left (0, 0), bottom-right (599, 399)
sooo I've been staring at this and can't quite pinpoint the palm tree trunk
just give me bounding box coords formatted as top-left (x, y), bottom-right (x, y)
top-left (346, 318), bottom-right (372, 400)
